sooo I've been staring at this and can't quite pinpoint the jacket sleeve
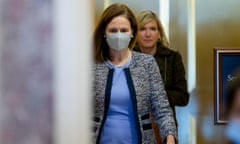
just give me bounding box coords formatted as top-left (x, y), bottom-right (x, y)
top-left (167, 52), bottom-right (189, 106)
top-left (148, 57), bottom-right (177, 142)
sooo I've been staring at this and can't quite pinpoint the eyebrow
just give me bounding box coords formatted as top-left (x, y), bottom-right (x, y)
top-left (107, 27), bottom-right (130, 32)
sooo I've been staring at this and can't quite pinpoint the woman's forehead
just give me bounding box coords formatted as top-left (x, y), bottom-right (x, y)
top-left (140, 19), bottom-right (157, 28)
top-left (106, 16), bottom-right (131, 28)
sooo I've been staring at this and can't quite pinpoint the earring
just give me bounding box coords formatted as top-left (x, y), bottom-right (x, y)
top-left (158, 37), bottom-right (162, 42)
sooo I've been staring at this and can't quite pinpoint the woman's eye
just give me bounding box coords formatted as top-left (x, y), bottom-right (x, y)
top-left (108, 28), bottom-right (118, 33)
top-left (107, 28), bottom-right (130, 33)
top-left (140, 28), bottom-right (145, 31)
top-left (150, 27), bottom-right (157, 31)
top-left (120, 28), bottom-right (129, 33)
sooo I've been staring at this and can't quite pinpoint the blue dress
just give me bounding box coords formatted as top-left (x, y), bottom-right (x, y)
top-left (100, 60), bottom-right (137, 144)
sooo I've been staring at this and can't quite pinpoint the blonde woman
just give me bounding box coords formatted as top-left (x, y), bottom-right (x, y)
top-left (135, 10), bottom-right (189, 143)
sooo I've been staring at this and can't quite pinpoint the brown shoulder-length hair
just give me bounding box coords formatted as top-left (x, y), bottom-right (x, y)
top-left (93, 3), bottom-right (138, 63)
top-left (136, 10), bottom-right (169, 49)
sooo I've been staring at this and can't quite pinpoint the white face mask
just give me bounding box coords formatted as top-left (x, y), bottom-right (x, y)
top-left (226, 120), bottom-right (240, 143)
top-left (106, 32), bottom-right (132, 51)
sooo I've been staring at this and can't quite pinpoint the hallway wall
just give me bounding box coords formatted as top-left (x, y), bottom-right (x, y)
top-left (170, 0), bottom-right (240, 143)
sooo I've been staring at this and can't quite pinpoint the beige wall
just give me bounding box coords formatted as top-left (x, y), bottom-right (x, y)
top-left (196, 0), bottom-right (240, 143)
top-left (170, 0), bottom-right (240, 143)
top-left (94, 0), bottom-right (160, 23)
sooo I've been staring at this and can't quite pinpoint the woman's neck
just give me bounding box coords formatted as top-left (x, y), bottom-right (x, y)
top-left (109, 48), bottom-right (131, 66)
top-left (140, 46), bottom-right (157, 56)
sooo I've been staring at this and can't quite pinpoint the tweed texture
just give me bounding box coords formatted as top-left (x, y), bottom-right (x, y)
top-left (93, 51), bottom-right (177, 144)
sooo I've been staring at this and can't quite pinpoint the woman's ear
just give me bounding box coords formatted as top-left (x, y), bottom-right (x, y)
top-left (159, 35), bottom-right (162, 41)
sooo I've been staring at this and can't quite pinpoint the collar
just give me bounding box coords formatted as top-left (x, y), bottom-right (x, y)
top-left (96, 51), bottom-right (139, 70)
top-left (154, 42), bottom-right (171, 57)
top-left (134, 43), bottom-right (171, 57)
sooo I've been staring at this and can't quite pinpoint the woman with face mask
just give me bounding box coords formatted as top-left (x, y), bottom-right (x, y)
top-left (93, 3), bottom-right (177, 144)
top-left (225, 74), bottom-right (240, 144)
top-left (134, 11), bottom-right (189, 143)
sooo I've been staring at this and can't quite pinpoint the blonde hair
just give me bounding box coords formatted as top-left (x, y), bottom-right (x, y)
top-left (136, 10), bottom-right (169, 48)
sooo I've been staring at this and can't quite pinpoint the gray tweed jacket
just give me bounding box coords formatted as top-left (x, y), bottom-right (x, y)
top-left (93, 51), bottom-right (177, 144)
